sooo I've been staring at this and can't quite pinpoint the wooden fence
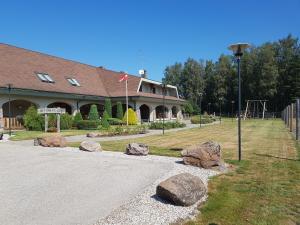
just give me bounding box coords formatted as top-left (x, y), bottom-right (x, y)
top-left (2, 117), bottom-right (24, 130)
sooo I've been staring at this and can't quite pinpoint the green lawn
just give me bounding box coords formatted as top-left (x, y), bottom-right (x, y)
top-left (69, 119), bottom-right (300, 224)
top-left (9, 129), bottom-right (91, 141)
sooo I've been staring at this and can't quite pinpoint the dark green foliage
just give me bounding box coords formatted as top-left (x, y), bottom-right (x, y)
top-left (149, 121), bottom-right (186, 130)
top-left (164, 34), bottom-right (300, 112)
top-left (116, 101), bottom-right (123, 120)
top-left (88, 104), bottom-right (99, 121)
top-left (23, 106), bottom-right (44, 131)
top-left (183, 101), bottom-right (194, 115)
top-left (60, 113), bottom-right (73, 130)
top-left (100, 125), bottom-right (148, 135)
top-left (101, 111), bottom-right (110, 128)
top-left (104, 98), bottom-right (112, 118)
top-left (107, 117), bottom-right (125, 125)
top-left (76, 120), bottom-right (100, 130)
top-left (73, 112), bottom-right (83, 127)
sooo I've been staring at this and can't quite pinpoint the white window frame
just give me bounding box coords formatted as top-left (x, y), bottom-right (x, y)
top-left (36, 73), bottom-right (54, 83)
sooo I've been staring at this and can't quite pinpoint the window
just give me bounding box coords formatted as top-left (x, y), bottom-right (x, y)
top-left (139, 85), bottom-right (143, 92)
top-left (67, 78), bottom-right (80, 86)
top-left (36, 73), bottom-right (54, 83)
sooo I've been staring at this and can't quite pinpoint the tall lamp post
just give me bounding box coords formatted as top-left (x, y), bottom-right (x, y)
top-left (161, 83), bottom-right (166, 135)
top-left (7, 84), bottom-right (13, 136)
top-left (198, 92), bottom-right (203, 128)
top-left (231, 100), bottom-right (235, 122)
top-left (228, 43), bottom-right (250, 161)
top-left (219, 97), bottom-right (222, 123)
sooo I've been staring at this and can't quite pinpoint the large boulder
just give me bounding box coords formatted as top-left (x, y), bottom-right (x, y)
top-left (37, 135), bottom-right (67, 147)
top-left (181, 141), bottom-right (221, 169)
top-left (79, 141), bottom-right (101, 152)
top-left (156, 173), bottom-right (206, 206)
top-left (126, 143), bottom-right (149, 156)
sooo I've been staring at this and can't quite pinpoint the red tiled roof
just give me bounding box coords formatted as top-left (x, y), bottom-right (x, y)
top-left (0, 43), bottom-right (184, 102)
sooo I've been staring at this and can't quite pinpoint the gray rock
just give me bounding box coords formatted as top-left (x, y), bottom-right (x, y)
top-left (156, 173), bottom-right (206, 206)
top-left (86, 132), bottom-right (101, 138)
top-left (79, 141), bottom-right (101, 152)
top-left (37, 135), bottom-right (67, 147)
top-left (181, 141), bottom-right (221, 169)
top-left (126, 143), bottom-right (149, 156)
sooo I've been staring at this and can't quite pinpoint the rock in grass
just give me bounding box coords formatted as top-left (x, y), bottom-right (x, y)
top-left (79, 141), bottom-right (101, 152)
top-left (126, 143), bottom-right (149, 156)
top-left (86, 132), bottom-right (101, 138)
top-left (181, 141), bottom-right (221, 169)
top-left (37, 135), bottom-right (67, 147)
top-left (156, 173), bottom-right (206, 206)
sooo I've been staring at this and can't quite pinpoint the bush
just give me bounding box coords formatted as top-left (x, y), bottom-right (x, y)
top-left (190, 115), bottom-right (215, 124)
top-left (23, 106), bottom-right (44, 131)
top-left (60, 113), bottom-right (73, 130)
top-left (76, 120), bottom-right (100, 130)
top-left (116, 101), bottom-right (123, 120)
top-left (149, 121), bottom-right (186, 130)
top-left (123, 108), bottom-right (138, 125)
top-left (101, 111), bottom-right (110, 128)
top-left (104, 98), bottom-right (112, 118)
top-left (107, 117), bottom-right (124, 125)
top-left (183, 101), bottom-right (194, 115)
top-left (100, 125), bottom-right (148, 136)
top-left (73, 112), bottom-right (83, 127)
top-left (88, 104), bottom-right (99, 120)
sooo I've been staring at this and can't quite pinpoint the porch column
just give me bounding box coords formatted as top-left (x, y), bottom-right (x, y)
top-left (0, 106), bottom-right (4, 131)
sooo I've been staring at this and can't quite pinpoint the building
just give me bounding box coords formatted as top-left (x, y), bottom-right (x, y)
top-left (0, 43), bottom-right (184, 129)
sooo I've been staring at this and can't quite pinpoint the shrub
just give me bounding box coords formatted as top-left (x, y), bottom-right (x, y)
top-left (107, 117), bottom-right (124, 125)
top-left (104, 98), bottom-right (112, 118)
top-left (60, 113), bottom-right (73, 130)
top-left (88, 104), bottom-right (99, 120)
top-left (73, 112), bottom-right (83, 127)
top-left (23, 106), bottom-right (44, 131)
top-left (116, 101), bottom-right (123, 120)
top-left (101, 111), bottom-right (110, 128)
top-left (123, 108), bottom-right (138, 125)
top-left (190, 115), bottom-right (214, 124)
top-left (149, 121), bottom-right (186, 130)
top-left (48, 114), bottom-right (56, 128)
top-left (183, 101), bottom-right (194, 115)
top-left (76, 120), bottom-right (100, 130)
top-left (47, 127), bottom-right (57, 132)
top-left (101, 125), bottom-right (148, 136)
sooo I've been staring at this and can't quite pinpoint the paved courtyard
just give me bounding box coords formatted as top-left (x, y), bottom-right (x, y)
top-left (0, 143), bottom-right (172, 225)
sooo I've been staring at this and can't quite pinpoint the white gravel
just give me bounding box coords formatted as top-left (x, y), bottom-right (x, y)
top-left (95, 152), bottom-right (219, 225)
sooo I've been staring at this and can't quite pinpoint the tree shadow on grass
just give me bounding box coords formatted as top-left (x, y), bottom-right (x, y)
top-left (254, 153), bottom-right (299, 161)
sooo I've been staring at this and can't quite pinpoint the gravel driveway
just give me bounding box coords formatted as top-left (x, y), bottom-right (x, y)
top-left (0, 143), bottom-right (172, 225)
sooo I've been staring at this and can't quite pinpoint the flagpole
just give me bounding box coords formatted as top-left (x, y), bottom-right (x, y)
top-left (126, 79), bottom-right (128, 126)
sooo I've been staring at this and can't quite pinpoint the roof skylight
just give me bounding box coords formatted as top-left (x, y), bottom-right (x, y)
top-left (67, 78), bottom-right (80, 86)
top-left (36, 73), bottom-right (54, 83)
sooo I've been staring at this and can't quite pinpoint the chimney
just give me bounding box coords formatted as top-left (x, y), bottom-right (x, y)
top-left (139, 69), bottom-right (147, 79)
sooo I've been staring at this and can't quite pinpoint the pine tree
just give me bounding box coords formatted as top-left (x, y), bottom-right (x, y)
top-left (123, 108), bottom-right (138, 125)
top-left (101, 110), bottom-right (110, 128)
top-left (104, 98), bottom-right (112, 118)
top-left (116, 101), bottom-right (123, 120)
top-left (88, 104), bottom-right (99, 120)
top-left (73, 112), bottom-right (83, 127)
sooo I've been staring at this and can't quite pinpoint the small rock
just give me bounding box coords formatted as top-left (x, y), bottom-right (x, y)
top-left (79, 141), bottom-right (101, 152)
top-left (181, 141), bottom-right (221, 169)
top-left (86, 132), bottom-right (100, 138)
top-left (156, 173), bottom-right (206, 206)
top-left (37, 135), bottom-right (67, 147)
top-left (126, 143), bottom-right (149, 156)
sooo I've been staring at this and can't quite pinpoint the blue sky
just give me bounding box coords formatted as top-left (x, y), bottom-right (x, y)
top-left (1, 0), bottom-right (299, 81)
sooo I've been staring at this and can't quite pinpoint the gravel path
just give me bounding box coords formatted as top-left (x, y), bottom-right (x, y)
top-left (95, 152), bottom-right (219, 225)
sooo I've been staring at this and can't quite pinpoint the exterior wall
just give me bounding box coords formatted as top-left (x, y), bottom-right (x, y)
top-left (135, 101), bottom-right (183, 123)
top-left (0, 94), bottom-right (183, 129)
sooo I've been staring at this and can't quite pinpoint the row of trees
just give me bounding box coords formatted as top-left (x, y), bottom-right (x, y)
top-left (164, 35), bottom-right (300, 114)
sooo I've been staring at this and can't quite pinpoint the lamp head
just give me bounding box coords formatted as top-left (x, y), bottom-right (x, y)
top-left (228, 43), bottom-right (250, 57)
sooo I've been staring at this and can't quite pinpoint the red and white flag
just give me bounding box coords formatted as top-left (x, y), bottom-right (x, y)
top-left (119, 73), bottom-right (128, 82)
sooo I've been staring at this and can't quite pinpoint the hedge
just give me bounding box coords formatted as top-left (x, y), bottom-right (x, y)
top-left (149, 121), bottom-right (186, 130)
top-left (76, 120), bottom-right (100, 130)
